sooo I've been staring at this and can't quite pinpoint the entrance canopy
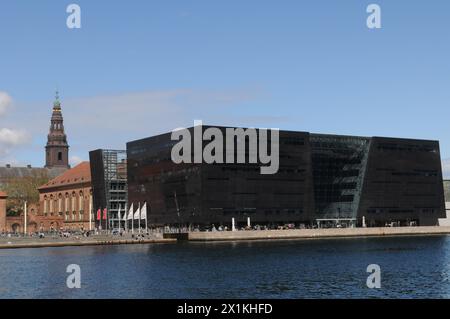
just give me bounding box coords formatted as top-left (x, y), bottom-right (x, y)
top-left (316, 218), bottom-right (357, 228)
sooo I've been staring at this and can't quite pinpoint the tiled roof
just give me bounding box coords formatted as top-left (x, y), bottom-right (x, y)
top-left (38, 162), bottom-right (91, 190)
top-left (0, 191), bottom-right (7, 198)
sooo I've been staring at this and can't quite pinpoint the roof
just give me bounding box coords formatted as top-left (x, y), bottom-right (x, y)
top-left (0, 191), bottom-right (7, 198)
top-left (38, 162), bottom-right (91, 191)
top-left (0, 167), bottom-right (67, 185)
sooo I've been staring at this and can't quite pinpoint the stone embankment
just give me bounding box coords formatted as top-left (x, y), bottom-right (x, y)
top-left (186, 226), bottom-right (450, 242)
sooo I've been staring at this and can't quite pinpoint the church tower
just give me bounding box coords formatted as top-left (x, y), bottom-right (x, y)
top-left (45, 91), bottom-right (70, 169)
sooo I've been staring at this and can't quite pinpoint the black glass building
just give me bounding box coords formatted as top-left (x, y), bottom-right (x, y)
top-left (89, 149), bottom-right (127, 229)
top-left (127, 127), bottom-right (445, 228)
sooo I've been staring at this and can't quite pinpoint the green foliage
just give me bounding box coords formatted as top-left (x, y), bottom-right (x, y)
top-left (1, 172), bottom-right (49, 216)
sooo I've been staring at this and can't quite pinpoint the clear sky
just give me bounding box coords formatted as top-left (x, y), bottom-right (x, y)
top-left (0, 1), bottom-right (449, 176)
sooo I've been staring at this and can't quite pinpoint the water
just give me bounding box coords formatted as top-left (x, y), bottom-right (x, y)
top-left (1, 235), bottom-right (450, 298)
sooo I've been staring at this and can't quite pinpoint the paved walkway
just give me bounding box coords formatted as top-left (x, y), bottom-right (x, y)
top-left (0, 233), bottom-right (175, 249)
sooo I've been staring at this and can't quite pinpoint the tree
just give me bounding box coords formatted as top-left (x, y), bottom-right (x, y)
top-left (1, 171), bottom-right (49, 216)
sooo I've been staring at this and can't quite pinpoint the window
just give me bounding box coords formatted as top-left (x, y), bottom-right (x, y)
top-left (43, 196), bottom-right (48, 214)
top-left (58, 194), bottom-right (62, 213)
top-left (71, 193), bottom-right (76, 211)
top-left (79, 192), bottom-right (84, 212)
top-left (58, 152), bottom-right (62, 161)
top-left (65, 194), bottom-right (69, 212)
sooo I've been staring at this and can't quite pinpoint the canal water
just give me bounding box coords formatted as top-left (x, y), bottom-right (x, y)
top-left (1, 235), bottom-right (450, 298)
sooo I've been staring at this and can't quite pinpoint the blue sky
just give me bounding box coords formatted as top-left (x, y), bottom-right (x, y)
top-left (0, 1), bottom-right (450, 175)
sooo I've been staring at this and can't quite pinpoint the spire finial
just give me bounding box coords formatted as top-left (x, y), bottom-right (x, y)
top-left (53, 89), bottom-right (61, 109)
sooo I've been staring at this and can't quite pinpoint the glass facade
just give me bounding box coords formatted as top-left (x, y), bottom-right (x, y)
top-left (310, 134), bottom-right (370, 223)
top-left (126, 127), bottom-right (446, 228)
top-left (89, 149), bottom-right (127, 229)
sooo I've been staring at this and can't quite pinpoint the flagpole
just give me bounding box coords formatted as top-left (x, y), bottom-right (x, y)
top-left (145, 202), bottom-right (148, 234)
top-left (118, 206), bottom-right (121, 233)
top-left (132, 203), bottom-right (134, 234)
top-left (97, 208), bottom-right (100, 231)
top-left (24, 201), bottom-right (27, 236)
top-left (89, 195), bottom-right (92, 231)
top-left (125, 203), bottom-right (127, 233)
top-left (138, 202), bottom-right (141, 235)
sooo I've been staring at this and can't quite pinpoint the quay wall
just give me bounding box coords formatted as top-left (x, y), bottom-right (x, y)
top-left (187, 226), bottom-right (450, 242)
top-left (0, 238), bottom-right (176, 250)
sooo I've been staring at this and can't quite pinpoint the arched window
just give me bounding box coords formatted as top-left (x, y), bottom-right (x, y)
top-left (79, 191), bottom-right (84, 212)
top-left (44, 196), bottom-right (48, 214)
top-left (65, 193), bottom-right (69, 212)
top-left (49, 195), bottom-right (54, 213)
top-left (58, 194), bottom-right (62, 213)
top-left (72, 192), bottom-right (76, 212)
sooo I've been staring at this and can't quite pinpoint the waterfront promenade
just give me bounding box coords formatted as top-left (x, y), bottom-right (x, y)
top-left (186, 226), bottom-right (450, 242)
top-left (0, 233), bottom-right (176, 249)
top-left (3, 226), bottom-right (450, 249)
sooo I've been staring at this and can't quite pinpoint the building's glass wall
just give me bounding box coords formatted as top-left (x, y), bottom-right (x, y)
top-left (126, 128), bottom-right (445, 228)
top-left (359, 137), bottom-right (445, 226)
top-left (310, 134), bottom-right (370, 224)
top-left (127, 131), bottom-right (201, 225)
top-left (90, 149), bottom-right (127, 229)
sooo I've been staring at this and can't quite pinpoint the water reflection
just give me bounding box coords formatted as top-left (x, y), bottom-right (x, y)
top-left (0, 236), bottom-right (450, 298)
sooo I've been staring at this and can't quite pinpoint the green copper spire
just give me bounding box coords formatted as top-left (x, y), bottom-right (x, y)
top-left (53, 90), bottom-right (61, 109)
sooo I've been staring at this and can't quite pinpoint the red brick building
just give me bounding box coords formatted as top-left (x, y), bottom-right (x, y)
top-left (0, 191), bottom-right (7, 232)
top-left (0, 162), bottom-right (94, 233)
top-left (38, 162), bottom-right (93, 231)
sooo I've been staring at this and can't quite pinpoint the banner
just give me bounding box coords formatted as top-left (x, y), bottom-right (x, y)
top-left (96, 209), bottom-right (101, 221)
top-left (141, 202), bottom-right (147, 220)
top-left (127, 203), bottom-right (134, 220)
top-left (134, 205), bottom-right (140, 220)
top-left (103, 208), bottom-right (107, 220)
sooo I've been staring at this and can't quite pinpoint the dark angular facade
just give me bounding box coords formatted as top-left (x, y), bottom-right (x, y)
top-left (89, 149), bottom-right (127, 229)
top-left (127, 127), bottom-right (445, 227)
top-left (358, 137), bottom-right (445, 226)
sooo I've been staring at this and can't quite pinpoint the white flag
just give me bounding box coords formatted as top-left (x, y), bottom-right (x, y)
top-left (134, 205), bottom-right (141, 220)
top-left (127, 203), bottom-right (134, 220)
top-left (141, 202), bottom-right (147, 220)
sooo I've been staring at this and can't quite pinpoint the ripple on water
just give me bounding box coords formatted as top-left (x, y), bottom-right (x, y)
top-left (0, 236), bottom-right (450, 298)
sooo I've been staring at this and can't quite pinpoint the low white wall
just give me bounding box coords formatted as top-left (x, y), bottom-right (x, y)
top-left (438, 202), bottom-right (450, 226)
top-left (188, 226), bottom-right (450, 241)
